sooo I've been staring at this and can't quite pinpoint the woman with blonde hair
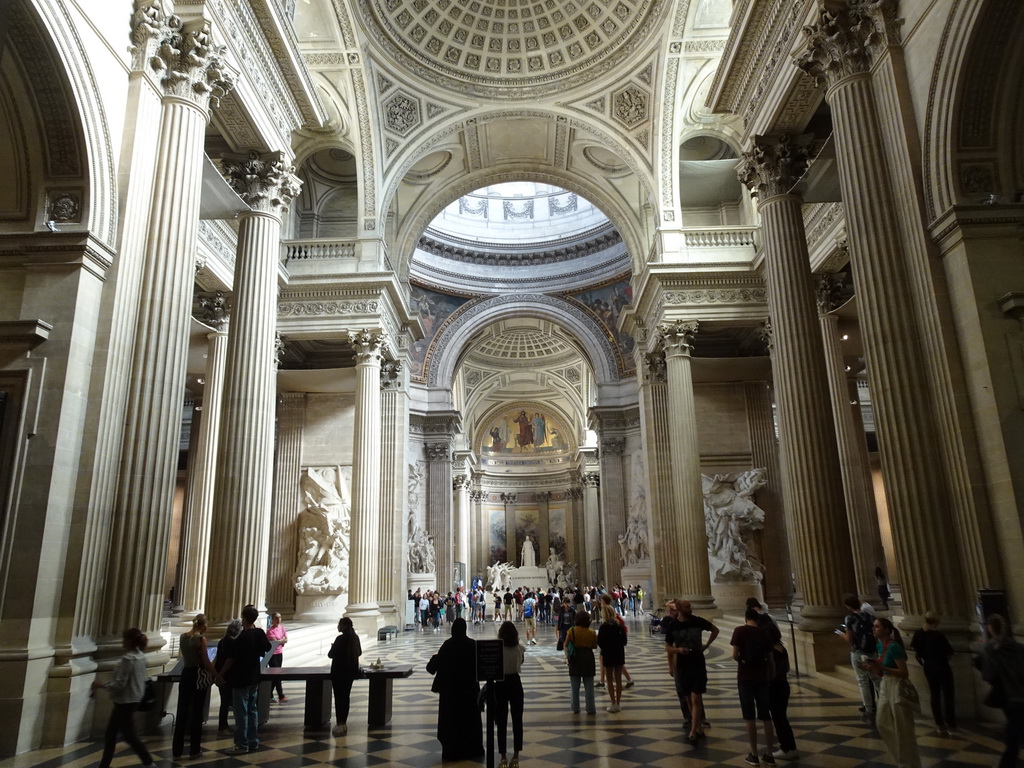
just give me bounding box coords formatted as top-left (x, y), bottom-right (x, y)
top-left (597, 604), bottom-right (627, 712)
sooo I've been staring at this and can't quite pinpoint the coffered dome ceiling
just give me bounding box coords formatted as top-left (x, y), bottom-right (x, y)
top-left (359, 0), bottom-right (665, 99)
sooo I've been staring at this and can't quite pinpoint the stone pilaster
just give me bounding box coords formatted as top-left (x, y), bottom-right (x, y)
top-left (798, 5), bottom-right (967, 622)
top-left (267, 392), bottom-right (305, 617)
top-left (817, 290), bottom-right (888, 606)
top-left (98, 16), bottom-right (233, 644)
top-left (737, 135), bottom-right (856, 628)
top-left (581, 474), bottom-right (602, 584)
top-left (635, 347), bottom-right (673, 606)
top-left (205, 152), bottom-right (300, 625)
top-left (470, 489), bottom-right (487, 580)
top-left (345, 331), bottom-right (387, 631)
top-left (599, 437), bottom-right (627, 588)
top-left (659, 321), bottom-right (716, 611)
top-left (378, 360), bottom-right (408, 623)
top-left (453, 475), bottom-right (471, 585)
top-left (426, 441), bottom-right (454, 587)
top-left (744, 382), bottom-right (791, 608)
top-left (176, 292), bottom-right (230, 619)
top-left (536, 491), bottom-right (551, 565)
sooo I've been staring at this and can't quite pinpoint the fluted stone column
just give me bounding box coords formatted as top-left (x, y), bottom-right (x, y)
top-left (205, 152), bottom-right (300, 625)
top-left (537, 492), bottom-right (551, 565)
top-left (344, 331), bottom-right (387, 632)
top-left (659, 321), bottom-right (716, 611)
top-left (176, 292), bottom-right (230, 620)
top-left (378, 361), bottom-right (408, 623)
top-left (427, 441), bottom-right (454, 588)
top-left (581, 475), bottom-right (602, 584)
top-left (798, 5), bottom-right (967, 621)
top-left (635, 348), bottom-right (673, 606)
top-left (599, 437), bottom-right (627, 589)
top-left (453, 475), bottom-right (471, 585)
top-left (737, 137), bottom-right (856, 629)
top-left (267, 392), bottom-right (305, 616)
top-left (744, 381), bottom-right (791, 608)
top-left (99, 18), bottom-right (233, 644)
top-left (471, 489), bottom-right (487, 578)
top-left (817, 287), bottom-right (888, 605)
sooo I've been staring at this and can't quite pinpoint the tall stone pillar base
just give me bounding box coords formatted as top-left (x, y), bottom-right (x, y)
top-left (710, 582), bottom-right (764, 612)
top-left (346, 605), bottom-right (383, 639)
top-left (789, 627), bottom-right (850, 674)
top-left (294, 594), bottom-right (348, 622)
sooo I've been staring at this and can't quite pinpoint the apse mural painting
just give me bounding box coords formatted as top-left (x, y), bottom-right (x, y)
top-left (549, 506), bottom-right (568, 561)
top-left (484, 408), bottom-right (565, 453)
top-left (566, 278), bottom-right (636, 375)
top-left (408, 285), bottom-right (471, 380)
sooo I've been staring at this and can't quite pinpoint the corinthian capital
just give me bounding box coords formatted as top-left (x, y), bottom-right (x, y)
top-left (222, 151), bottom-right (301, 215)
top-left (130, 0), bottom-right (168, 70)
top-left (795, 0), bottom-right (903, 89)
top-left (148, 16), bottom-right (234, 110)
top-left (737, 135), bottom-right (811, 200)
top-left (350, 329), bottom-right (387, 364)
top-left (658, 320), bottom-right (699, 358)
top-left (194, 290), bottom-right (230, 330)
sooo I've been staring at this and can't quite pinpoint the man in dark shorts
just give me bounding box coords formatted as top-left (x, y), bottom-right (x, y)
top-left (664, 599), bottom-right (719, 744)
top-left (732, 608), bottom-right (777, 765)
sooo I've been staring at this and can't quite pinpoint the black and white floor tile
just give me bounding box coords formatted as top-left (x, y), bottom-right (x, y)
top-left (1, 616), bottom-right (1005, 768)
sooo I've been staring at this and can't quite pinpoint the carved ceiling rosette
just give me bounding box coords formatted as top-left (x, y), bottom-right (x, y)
top-left (657, 320), bottom-right (699, 358)
top-left (222, 151), bottom-right (301, 215)
top-left (139, 8), bottom-right (234, 111)
top-left (194, 289), bottom-right (230, 331)
top-left (737, 135), bottom-right (811, 200)
top-left (795, 0), bottom-right (904, 90)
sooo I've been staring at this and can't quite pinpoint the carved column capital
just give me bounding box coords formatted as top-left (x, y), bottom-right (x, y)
top-left (350, 329), bottom-right (387, 364)
top-left (194, 290), bottom-right (230, 330)
top-left (469, 490), bottom-right (486, 502)
top-left (499, 492), bottom-right (517, 505)
top-left (222, 151), bottom-right (301, 216)
top-left (274, 333), bottom-right (286, 370)
top-left (581, 472), bottom-right (600, 489)
top-left (601, 437), bottom-right (626, 456)
top-left (758, 317), bottom-right (775, 353)
top-left (737, 135), bottom-right (811, 200)
top-left (643, 349), bottom-right (667, 383)
top-left (816, 274), bottom-right (846, 315)
top-left (424, 441), bottom-right (451, 462)
top-left (380, 360), bottom-right (404, 390)
top-left (796, 0), bottom-right (903, 90)
top-left (453, 475), bottom-right (470, 491)
top-left (658, 320), bottom-right (699, 358)
top-left (143, 14), bottom-right (234, 110)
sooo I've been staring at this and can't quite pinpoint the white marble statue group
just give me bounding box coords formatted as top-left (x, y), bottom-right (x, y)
top-left (406, 513), bottom-right (436, 574)
top-left (701, 468), bottom-right (768, 583)
top-left (293, 467), bottom-right (351, 595)
top-left (617, 510), bottom-right (650, 568)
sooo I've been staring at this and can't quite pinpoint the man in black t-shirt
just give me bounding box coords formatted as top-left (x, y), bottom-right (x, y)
top-left (732, 608), bottom-right (777, 765)
top-left (665, 599), bottom-right (718, 742)
top-left (219, 604), bottom-right (271, 754)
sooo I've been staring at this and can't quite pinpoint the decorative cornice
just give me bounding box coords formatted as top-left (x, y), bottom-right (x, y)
top-left (417, 226), bottom-right (622, 267)
top-left (221, 151), bottom-right (300, 215)
top-left (278, 299), bottom-right (380, 317)
top-left (663, 288), bottom-right (768, 305)
top-left (795, 0), bottom-right (903, 90)
top-left (737, 134), bottom-right (811, 200)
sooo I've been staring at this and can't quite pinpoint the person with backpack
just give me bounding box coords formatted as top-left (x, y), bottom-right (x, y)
top-left (976, 614), bottom-right (1024, 768)
top-left (732, 608), bottom-right (778, 766)
top-left (841, 593), bottom-right (879, 722)
top-left (523, 591), bottom-right (538, 644)
top-left (93, 628), bottom-right (154, 768)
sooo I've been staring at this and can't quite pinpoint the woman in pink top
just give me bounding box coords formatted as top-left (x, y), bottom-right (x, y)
top-left (267, 613), bottom-right (289, 702)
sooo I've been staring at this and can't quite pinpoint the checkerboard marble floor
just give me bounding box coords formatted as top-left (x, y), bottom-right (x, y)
top-left (1, 615), bottom-right (1005, 768)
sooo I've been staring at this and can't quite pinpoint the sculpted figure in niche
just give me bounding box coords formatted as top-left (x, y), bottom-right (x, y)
top-left (407, 512), bottom-right (436, 574)
top-left (294, 467), bottom-right (350, 595)
top-left (520, 535), bottom-right (537, 567)
top-left (701, 469), bottom-right (768, 583)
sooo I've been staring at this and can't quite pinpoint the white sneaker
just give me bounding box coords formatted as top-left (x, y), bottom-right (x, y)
top-left (772, 749), bottom-right (799, 761)
top-left (332, 724), bottom-right (347, 737)
top-left (606, 704), bottom-right (620, 713)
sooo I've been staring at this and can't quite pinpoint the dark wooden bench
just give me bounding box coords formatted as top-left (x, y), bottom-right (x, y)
top-left (377, 625), bottom-right (399, 642)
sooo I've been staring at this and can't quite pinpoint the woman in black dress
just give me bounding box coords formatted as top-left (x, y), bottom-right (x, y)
top-left (328, 617), bottom-right (363, 737)
top-left (426, 618), bottom-right (484, 760)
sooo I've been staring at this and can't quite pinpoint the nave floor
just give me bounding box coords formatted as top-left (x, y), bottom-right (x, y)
top-left (1, 615), bottom-right (1005, 768)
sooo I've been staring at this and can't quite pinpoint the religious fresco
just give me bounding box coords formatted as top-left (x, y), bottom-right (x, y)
top-left (482, 408), bottom-right (567, 455)
top-left (548, 506), bottom-right (567, 561)
top-left (408, 285), bottom-right (471, 380)
top-left (488, 506), bottom-right (507, 564)
top-left (564, 278), bottom-right (636, 375)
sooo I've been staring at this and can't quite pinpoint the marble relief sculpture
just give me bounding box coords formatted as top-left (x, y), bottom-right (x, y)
top-left (487, 561), bottom-right (513, 592)
top-left (620, 455), bottom-right (651, 567)
top-left (294, 467), bottom-right (351, 595)
top-left (407, 512), bottom-right (437, 574)
top-left (701, 469), bottom-right (768, 583)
